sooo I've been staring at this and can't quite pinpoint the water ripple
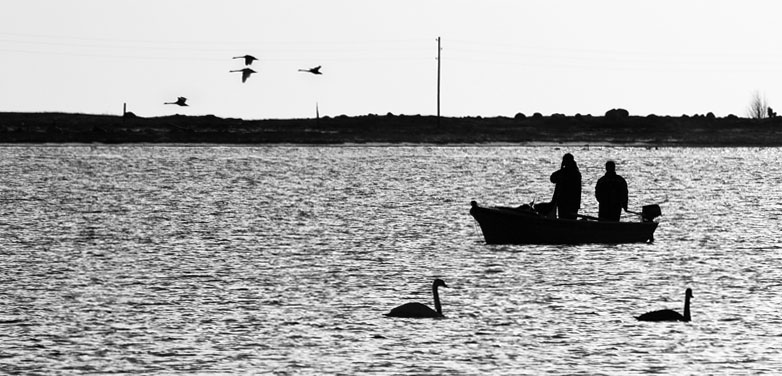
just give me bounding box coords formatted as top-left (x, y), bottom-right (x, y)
top-left (1, 145), bottom-right (781, 374)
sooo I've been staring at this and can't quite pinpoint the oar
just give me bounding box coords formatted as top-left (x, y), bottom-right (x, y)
top-left (625, 204), bottom-right (662, 221)
top-left (575, 213), bottom-right (600, 221)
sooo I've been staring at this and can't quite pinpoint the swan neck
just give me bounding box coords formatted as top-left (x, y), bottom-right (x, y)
top-left (433, 284), bottom-right (442, 315)
top-left (683, 294), bottom-right (691, 321)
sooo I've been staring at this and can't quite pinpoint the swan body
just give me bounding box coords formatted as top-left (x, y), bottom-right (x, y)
top-left (230, 68), bottom-right (257, 83)
top-left (386, 279), bottom-right (447, 318)
top-left (299, 65), bottom-right (322, 75)
top-left (233, 55), bottom-right (258, 66)
top-left (636, 288), bottom-right (692, 322)
top-left (164, 97), bottom-right (188, 106)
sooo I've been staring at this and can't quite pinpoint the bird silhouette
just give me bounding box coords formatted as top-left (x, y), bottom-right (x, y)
top-left (298, 65), bottom-right (322, 75)
top-left (230, 68), bottom-right (257, 83)
top-left (636, 288), bottom-right (693, 322)
top-left (233, 55), bottom-right (258, 66)
top-left (164, 97), bottom-right (188, 106)
top-left (386, 279), bottom-right (448, 318)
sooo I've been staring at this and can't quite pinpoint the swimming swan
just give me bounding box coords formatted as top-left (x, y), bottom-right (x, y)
top-left (386, 279), bottom-right (448, 318)
top-left (636, 288), bottom-right (692, 322)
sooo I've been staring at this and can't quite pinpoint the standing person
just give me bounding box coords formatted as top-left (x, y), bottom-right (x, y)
top-left (550, 153), bottom-right (582, 220)
top-left (595, 160), bottom-right (628, 221)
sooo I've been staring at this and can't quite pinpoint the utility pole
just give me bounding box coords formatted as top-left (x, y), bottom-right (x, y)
top-left (436, 37), bottom-right (441, 121)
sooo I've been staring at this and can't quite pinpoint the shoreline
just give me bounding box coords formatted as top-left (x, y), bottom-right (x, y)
top-left (1, 111), bottom-right (781, 146)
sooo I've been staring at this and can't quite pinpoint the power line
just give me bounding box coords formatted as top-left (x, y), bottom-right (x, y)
top-left (3, 30), bottom-right (780, 74)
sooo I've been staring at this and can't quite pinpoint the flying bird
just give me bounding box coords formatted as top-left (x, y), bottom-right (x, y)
top-left (298, 65), bottom-right (322, 75)
top-left (164, 97), bottom-right (188, 106)
top-left (230, 68), bottom-right (257, 83)
top-left (233, 55), bottom-right (258, 66)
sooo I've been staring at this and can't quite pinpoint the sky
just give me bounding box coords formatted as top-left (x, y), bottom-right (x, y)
top-left (3, 1), bottom-right (782, 120)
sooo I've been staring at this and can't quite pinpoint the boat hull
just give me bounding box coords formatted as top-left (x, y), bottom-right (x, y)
top-left (470, 202), bottom-right (658, 245)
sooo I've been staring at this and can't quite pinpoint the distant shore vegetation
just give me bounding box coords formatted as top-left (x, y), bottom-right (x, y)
top-left (1, 109), bottom-right (781, 146)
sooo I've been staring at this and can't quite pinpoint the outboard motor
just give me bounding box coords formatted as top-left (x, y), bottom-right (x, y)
top-left (641, 204), bottom-right (662, 222)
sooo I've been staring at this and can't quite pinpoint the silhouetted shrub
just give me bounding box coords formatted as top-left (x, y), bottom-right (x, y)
top-left (532, 112), bottom-right (543, 119)
top-left (706, 112), bottom-right (716, 120)
top-left (514, 112), bottom-right (526, 119)
top-left (605, 108), bottom-right (629, 122)
top-left (605, 108), bottom-right (630, 123)
top-left (726, 114), bottom-right (738, 120)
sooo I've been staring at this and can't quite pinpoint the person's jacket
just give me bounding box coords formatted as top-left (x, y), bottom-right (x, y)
top-left (595, 172), bottom-right (628, 209)
top-left (550, 165), bottom-right (582, 215)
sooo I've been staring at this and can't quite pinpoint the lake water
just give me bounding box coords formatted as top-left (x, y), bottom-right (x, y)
top-left (1, 145), bottom-right (781, 374)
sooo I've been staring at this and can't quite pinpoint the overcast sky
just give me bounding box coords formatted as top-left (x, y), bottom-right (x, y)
top-left (3, 1), bottom-right (781, 119)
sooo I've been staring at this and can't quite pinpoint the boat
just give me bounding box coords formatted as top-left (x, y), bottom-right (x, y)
top-left (469, 200), bottom-right (660, 245)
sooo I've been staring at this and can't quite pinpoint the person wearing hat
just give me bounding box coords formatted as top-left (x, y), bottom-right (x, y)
top-left (595, 160), bottom-right (628, 221)
top-left (550, 153), bottom-right (582, 220)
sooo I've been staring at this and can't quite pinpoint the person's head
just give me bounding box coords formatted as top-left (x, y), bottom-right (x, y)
top-left (561, 153), bottom-right (576, 168)
top-left (605, 160), bottom-right (616, 173)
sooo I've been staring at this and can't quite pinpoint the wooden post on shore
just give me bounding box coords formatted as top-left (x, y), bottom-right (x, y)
top-left (123, 102), bottom-right (127, 116)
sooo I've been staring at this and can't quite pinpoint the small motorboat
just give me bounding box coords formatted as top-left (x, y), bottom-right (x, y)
top-left (469, 201), bottom-right (660, 245)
